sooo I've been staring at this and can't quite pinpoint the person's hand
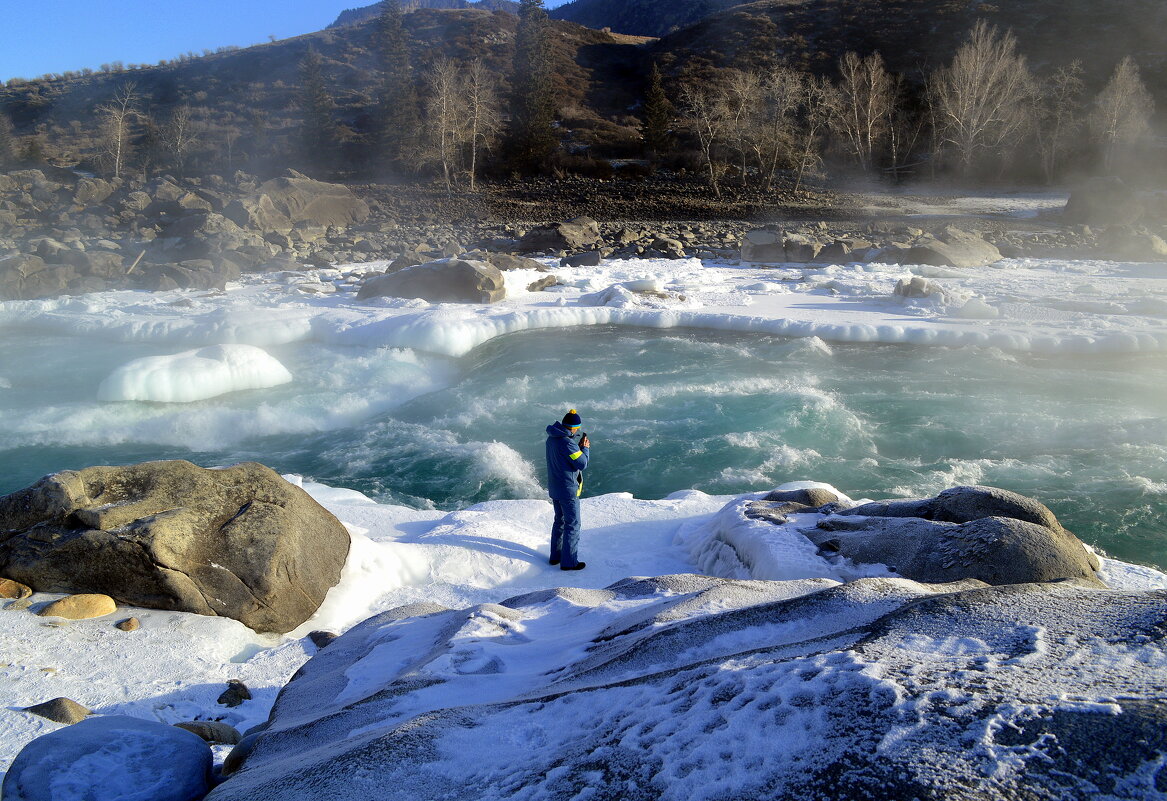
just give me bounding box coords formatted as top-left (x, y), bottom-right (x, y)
top-left (581, 434), bottom-right (590, 448)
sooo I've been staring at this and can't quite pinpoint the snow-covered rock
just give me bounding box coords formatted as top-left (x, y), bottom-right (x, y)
top-left (205, 574), bottom-right (1167, 801)
top-left (3, 715), bottom-right (213, 801)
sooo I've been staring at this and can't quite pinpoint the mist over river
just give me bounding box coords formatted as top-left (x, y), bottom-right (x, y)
top-left (2, 322), bottom-right (1164, 570)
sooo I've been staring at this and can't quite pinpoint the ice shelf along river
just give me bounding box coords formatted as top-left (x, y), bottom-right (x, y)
top-left (0, 252), bottom-right (1165, 569)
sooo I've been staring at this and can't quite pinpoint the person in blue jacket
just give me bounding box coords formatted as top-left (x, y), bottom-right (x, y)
top-left (545, 408), bottom-right (590, 570)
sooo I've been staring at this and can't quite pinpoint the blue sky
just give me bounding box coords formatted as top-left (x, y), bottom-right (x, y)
top-left (1, 0), bottom-right (572, 81)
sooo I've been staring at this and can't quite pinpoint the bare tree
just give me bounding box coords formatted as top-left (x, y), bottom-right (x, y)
top-left (834, 51), bottom-right (894, 173)
top-left (929, 21), bottom-right (1035, 177)
top-left (424, 58), bottom-right (465, 194)
top-left (1089, 57), bottom-right (1155, 172)
top-left (793, 76), bottom-right (840, 191)
top-left (678, 77), bottom-right (731, 197)
top-left (0, 109), bottom-right (15, 168)
top-left (1034, 61), bottom-right (1084, 183)
top-left (161, 105), bottom-right (202, 176)
top-left (756, 67), bottom-right (803, 189)
top-left (886, 75), bottom-right (927, 182)
top-left (724, 69), bottom-right (764, 186)
top-left (463, 59), bottom-right (501, 192)
top-left (97, 82), bottom-right (141, 178)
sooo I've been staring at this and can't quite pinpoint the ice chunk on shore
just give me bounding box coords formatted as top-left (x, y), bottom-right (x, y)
top-left (97, 344), bottom-right (293, 403)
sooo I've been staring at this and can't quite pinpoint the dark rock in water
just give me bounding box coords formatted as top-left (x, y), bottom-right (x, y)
top-left (517, 216), bottom-right (601, 253)
top-left (0, 460), bottom-right (351, 634)
top-left (357, 258), bottom-right (506, 303)
top-left (198, 575), bottom-right (1167, 801)
top-left (24, 697), bottom-right (91, 724)
top-left (218, 679), bottom-right (253, 708)
top-left (176, 720), bottom-right (243, 744)
top-left (3, 715), bottom-right (213, 801)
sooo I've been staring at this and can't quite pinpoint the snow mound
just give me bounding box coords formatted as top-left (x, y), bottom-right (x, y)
top-left (96, 344), bottom-right (293, 402)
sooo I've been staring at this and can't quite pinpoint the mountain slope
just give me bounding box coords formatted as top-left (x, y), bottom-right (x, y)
top-left (550, 0), bottom-right (745, 36)
top-left (651, 0), bottom-right (1166, 93)
top-left (330, 0), bottom-right (519, 29)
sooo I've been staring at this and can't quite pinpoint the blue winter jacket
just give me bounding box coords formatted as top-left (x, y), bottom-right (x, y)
top-left (545, 422), bottom-right (589, 500)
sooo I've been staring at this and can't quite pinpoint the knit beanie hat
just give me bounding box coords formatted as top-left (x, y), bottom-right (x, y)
top-left (562, 409), bottom-right (582, 428)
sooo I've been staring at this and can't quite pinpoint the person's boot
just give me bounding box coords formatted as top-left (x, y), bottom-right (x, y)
top-left (561, 562), bottom-right (586, 571)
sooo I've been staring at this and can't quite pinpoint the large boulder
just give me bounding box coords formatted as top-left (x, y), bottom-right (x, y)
top-left (72, 177), bottom-right (117, 207)
top-left (3, 715), bottom-right (213, 801)
top-left (1096, 226), bottom-right (1167, 261)
top-left (0, 253), bottom-right (47, 299)
top-left (740, 230), bottom-right (825, 263)
top-left (810, 515), bottom-right (1101, 586)
top-left (1063, 176), bottom-right (1147, 226)
top-left (225, 173), bottom-right (369, 234)
top-left (357, 258), bottom-right (506, 303)
top-left (517, 216), bottom-right (601, 252)
top-left (224, 193), bottom-right (293, 234)
top-left (0, 460), bottom-right (350, 634)
top-left (889, 226), bottom-right (1002, 269)
top-left (816, 485), bottom-right (1101, 585)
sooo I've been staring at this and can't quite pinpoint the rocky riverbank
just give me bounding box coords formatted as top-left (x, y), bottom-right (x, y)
top-left (1, 168), bottom-right (1164, 301)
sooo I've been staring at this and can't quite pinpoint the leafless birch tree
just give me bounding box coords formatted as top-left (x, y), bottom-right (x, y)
top-left (423, 58), bottom-right (502, 193)
top-left (1089, 57), bottom-right (1155, 172)
top-left (424, 58), bottom-right (464, 193)
top-left (929, 22), bottom-right (1035, 176)
top-left (162, 105), bottom-right (202, 176)
top-left (462, 59), bottom-right (501, 192)
top-left (793, 76), bottom-right (840, 191)
top-left (97, 82), bottom-right (141, 178)
top-left (756, 68), bottom-right (803, 188)
top-left (1034, 61), bottom-right (1084, 183)
top-left (834, 51), bottom-right (894, 173)
top-left (679, 77), bottom-right (731, 197)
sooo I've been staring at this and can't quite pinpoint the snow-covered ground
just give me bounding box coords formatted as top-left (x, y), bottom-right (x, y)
top-left (3, 478), bottom-right (1165, 798)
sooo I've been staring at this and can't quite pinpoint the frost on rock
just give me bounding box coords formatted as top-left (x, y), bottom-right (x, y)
top-left (204, 576), bottom-right (1167, 801)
